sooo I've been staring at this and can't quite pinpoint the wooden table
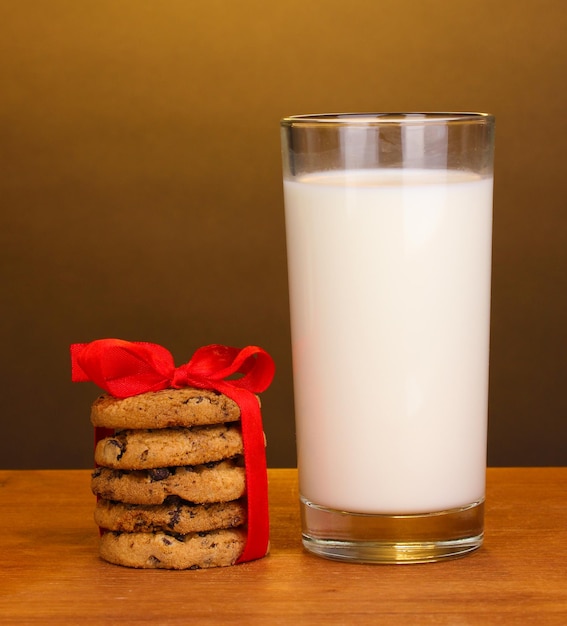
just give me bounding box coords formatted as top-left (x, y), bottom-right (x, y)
top-left (0, 468), bottom-right (566, 625)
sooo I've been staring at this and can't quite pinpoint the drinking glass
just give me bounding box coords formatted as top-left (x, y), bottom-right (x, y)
top-left (281, 112), bottom-right (495, 563)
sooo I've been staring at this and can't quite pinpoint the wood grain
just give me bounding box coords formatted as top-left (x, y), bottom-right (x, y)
top-left (0, 468), bottom-right (566, 624)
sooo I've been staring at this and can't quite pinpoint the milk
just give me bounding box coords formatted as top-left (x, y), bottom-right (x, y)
top-left (284, 169), bottom-right (493, 514)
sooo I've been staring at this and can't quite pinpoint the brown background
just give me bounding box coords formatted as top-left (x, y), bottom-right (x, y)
top-left (1, 0), bottom-right (565, 469)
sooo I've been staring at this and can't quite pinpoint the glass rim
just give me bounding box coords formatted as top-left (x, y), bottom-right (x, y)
top-left (281, 112), bottom-right (494, 126)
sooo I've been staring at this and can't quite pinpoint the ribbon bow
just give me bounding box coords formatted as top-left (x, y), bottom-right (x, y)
top-left (71, 338), bottom-right (275, 565)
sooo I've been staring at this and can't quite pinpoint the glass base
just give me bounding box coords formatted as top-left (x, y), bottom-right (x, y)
top-left (300, 496), bottom-right (484, 564)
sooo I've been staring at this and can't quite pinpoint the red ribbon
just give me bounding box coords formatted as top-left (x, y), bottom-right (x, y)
top-left (71, 338), bottom-right (275, 564)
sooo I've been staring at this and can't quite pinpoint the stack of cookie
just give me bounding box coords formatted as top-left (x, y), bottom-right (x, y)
top-left (90, 387), bottom-right (249, 569)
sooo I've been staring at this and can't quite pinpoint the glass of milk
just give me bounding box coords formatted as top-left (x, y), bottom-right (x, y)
top-left (280, 113), bottom-right (495, 563)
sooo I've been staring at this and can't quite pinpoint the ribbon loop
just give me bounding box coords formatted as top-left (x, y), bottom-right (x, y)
top-left (71, 338), bottom-right (275, 564)
top-left (71, 339), bottom-right (175, 398)
top-left (179, 344), bottom-right (275, 393)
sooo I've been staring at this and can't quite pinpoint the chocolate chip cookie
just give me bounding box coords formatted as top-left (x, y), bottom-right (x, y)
top-left (99, 528), bottom-right (246, 569)
top-left (94, 424), bottom-right (243, 470)
top-left (91, 388), bottom-right (243, 430)
top-left (91, 460), bottom-right (246, 505)
top-left (95, 497), bottom-right (246, 534)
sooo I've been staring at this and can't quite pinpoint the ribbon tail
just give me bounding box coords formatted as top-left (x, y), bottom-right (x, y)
top-left (216, 384), bottom-right (269, 563)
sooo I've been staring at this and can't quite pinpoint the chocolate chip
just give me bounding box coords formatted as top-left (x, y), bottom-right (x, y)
top-left (148, 555), bottom-right (161, 565)
top-left (107, 438), bottom-right (125, 461)
top-left (167, 504), bottom-right (182, 529)
top-left (162, 537), bottom-right (172, 546)
top-left (149, 468), bottom-right (171, 481)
